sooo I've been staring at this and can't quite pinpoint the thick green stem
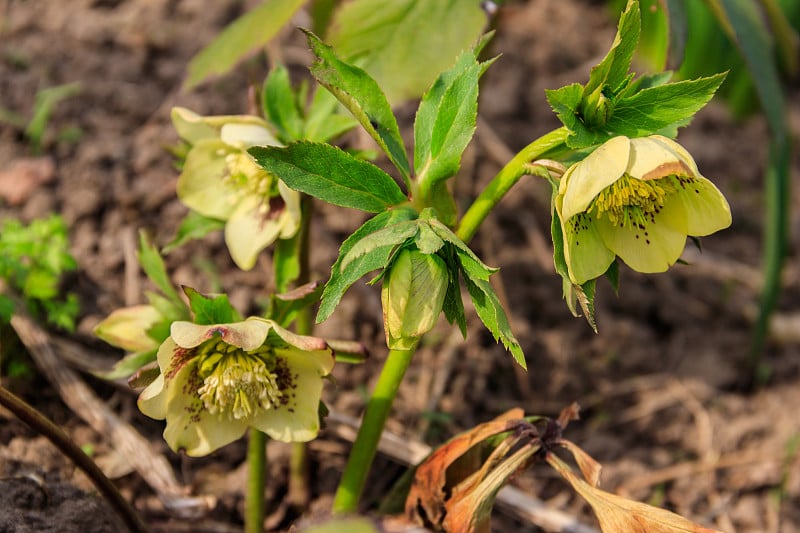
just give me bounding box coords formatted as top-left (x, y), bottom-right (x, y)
top-left (456, 127), bottom-right (569, 243)
top-left (332, 344), bottom-right (418, 514)
top-left (0, 385), bottom-right (150, 533)
top-left (245, 429), bottom-right (267, 533)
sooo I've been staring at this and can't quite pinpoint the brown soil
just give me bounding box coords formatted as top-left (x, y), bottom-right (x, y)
top-left (1, 1), bottom-right (799, 532)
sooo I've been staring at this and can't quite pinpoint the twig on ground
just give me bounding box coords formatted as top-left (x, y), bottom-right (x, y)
top-left (7, 304), bottom-right (210, 518)
top-left (0, 385), bottom-right (150, 533)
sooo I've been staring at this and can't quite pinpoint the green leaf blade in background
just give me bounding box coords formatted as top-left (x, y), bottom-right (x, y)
top-left (712, 0), bottom-right (792, 373)
top-left (326, 0), bottom-right (488, 104)
top-left (262, 65), bottom-right (305, 143)
top-left (163, 211), bottom-right (225, 254)
top-left (250, 141), bottom-right (407, 212)
top-left (305, 31), bottom-right (411, 183)
top-left (184, 0), bottom-right (307, 90)
top-left (138, 231), bottom-right (183, 308)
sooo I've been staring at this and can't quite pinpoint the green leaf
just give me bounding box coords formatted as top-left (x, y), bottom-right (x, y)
top-left (96, 349), bottom-right (158, 381)
top-left (137, 231), bottom-right (183, 307)
top-left (414, 224), bottom-right (445, 255)
top-left (425, 217), bottom-right (498, 277)
top-left (304, 30), bottom-right (411, 184)
top-left (184, 0), bottom-right (306, 90)
top-left (441, 250), bottom-right (466, 336)
top-left (712, 0), bottom-right (792, 368)
top-left (250, 141), bottom-right (407, 212)
top-left (414, 54), bottom-right (489, 186)
top-left (340, 220), bottom-right (418, 270)
top-left (184, 287), bottom-right (242, 325)
top-left (262, 65), bottom-right (304, 142)
top-left (463, 276), bottom-right (525, 369)
top-left (326, 0), bottom-right (488, 104)
top-left (584, 0), bottom-right (640, 97)
top-left (318, 208), bottom-right (417, 322)
top-left (162, 211), bottom-right (225, 254)
top-left (607, 73), bottom-right (726, 137)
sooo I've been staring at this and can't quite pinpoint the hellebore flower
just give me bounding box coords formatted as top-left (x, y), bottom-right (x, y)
top-left (171, 107), bottom-right (301, 270)
top-left (138, 317), bottom-right (334, 456)
top-left (555, 135), bottom-right (731, 285)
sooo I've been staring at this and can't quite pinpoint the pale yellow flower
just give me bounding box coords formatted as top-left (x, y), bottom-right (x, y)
top-left (172, 107), bottom-right (301, 270)
top-left (556, 135), bottom-right (731, 284)
top-left (139, 317), bottom-right (334, 456)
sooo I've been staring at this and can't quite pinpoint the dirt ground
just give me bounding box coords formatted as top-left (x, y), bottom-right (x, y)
top-left (1, 1), bottom-right (799, 532)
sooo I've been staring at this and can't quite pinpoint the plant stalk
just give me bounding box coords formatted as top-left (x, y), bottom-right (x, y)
top-left (245, 429), bottom-right (267, 533)
top-left (332, 344), bottom-right (418, 514)
top-left (0, 385), bottom-right (150, 533)
top-left (287, 194), bottom-right (314, 509)
top-left (456, 127), bottom-right (569, 243)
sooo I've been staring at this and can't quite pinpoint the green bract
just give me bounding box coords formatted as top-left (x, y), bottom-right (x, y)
top-left (172, 107), bottom-right (301, 270)
top-left (138, 317), bottom-right (334, 456)
top-left (555, 135), bottom-right (732, 285)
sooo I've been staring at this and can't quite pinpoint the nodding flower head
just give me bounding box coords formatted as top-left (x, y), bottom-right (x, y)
top-left (138, 317), bottom-right (333, 456)
top-left (171, 107), bottom-right (301, 271)
top-left (555, 135), bottom-right (731, 285)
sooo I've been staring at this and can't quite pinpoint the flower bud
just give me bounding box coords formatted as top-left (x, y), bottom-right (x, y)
top-left (381, 248), bottom-right (448, 349)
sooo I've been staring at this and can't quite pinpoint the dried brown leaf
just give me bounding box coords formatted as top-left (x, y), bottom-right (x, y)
top-left (547, 454), bottom-right (723, 533)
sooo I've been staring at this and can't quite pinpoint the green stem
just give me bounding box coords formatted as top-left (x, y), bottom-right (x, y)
top-left (332, 344), bottom-right (418, 514)
top-left (456, 127), bottom-right (569, 243)
top-left (286, 194), bottom-right (314, 509)
top-left (245, 429), bottom-right (267, 533)
top-left (0, 385), bottom-right (150, 533)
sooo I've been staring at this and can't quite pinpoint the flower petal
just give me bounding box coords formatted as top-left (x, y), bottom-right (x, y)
top-left (277, 181), bottom-right (302, 239)
top-left (138, 373), bottom-right (167, 420)
top-left (170, 319), bottom-right (271, 351)
top-left (263, 319), bottom-right (330, 353)
top-left (628, 136), bottom-right (695, 181)
top-left (171, 107), bottom-right (218, 144)
top-left (224, 195), bottom-right (283, 271)
top-left (596, 199), bottom-right (688, 273)
top-left (249, 349), bottom-right (332, 442)
top-left (562, 215), bottom-right (616, 285)
top-left (673, 175), bottom-right (732, 236)
top-left (93, 305), bottom-right (161, 352)
top-left (157, 360), bottom-right (249, 456)
top-left (177, 139), bottom-right (239, 220)
top-left (220, 123), bottom-right (280, 149)
top-left (560, 136), bottom-right (631, 221)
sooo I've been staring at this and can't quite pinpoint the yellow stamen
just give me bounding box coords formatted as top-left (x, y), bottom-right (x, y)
top-left (195, 341), bottom-right (292, 420)
top-left (591, 174), bottom-right (676, 228)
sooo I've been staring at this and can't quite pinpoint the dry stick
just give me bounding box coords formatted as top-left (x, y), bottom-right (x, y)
top-left (8, 308), bottom-right (208, 517)
top-left (327, 411), bottom-right (600, 533)
top-left (0, 385), bottom-right (150, 533)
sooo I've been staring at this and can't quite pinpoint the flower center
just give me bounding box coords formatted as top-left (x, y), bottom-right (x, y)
top-left (223, 153), bottom-right (278, 205)
top-left (591, 174), bottom-right (676, 229)
top-left (194, 340), bottom-right (292, 420)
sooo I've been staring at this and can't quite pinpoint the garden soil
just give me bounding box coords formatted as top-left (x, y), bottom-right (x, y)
top-left (1, 1), bottom-right (799, 532)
